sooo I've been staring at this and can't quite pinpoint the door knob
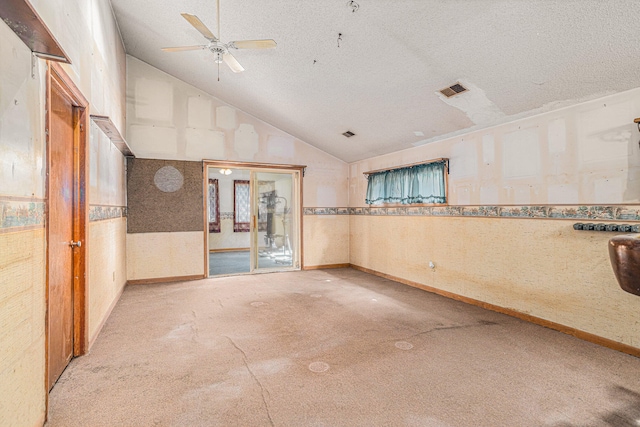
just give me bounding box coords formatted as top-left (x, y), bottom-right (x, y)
top-left (70, 240), bottom-right (82, 248)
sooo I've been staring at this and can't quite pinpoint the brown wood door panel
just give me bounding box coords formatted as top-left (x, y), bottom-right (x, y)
top-left (47, 80), bottom-right (75, 390)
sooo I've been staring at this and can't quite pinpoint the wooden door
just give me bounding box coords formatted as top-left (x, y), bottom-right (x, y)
top-left (47, 79), bottom-right (76, 390)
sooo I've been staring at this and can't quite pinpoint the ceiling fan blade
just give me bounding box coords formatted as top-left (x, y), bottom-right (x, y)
top-left (161, 45), bottom-right (207, 52)
top-left (223, 52), bottom-right (244, 73)
top-left (229, 39), bottom-right (277, 49)
top-left (181, 13), bottom-right (218, 42)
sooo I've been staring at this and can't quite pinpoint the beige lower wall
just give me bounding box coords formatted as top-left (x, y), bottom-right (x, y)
top-left (0, 228), bottom-right (46, 427)
top-left (126, 231), bottom-right (205, 281)
top-left (208, 218), bottom-right (251, 250)
top-left (88, 218), bottom-right (127, 343)
top-left (303, 215), bottom-right (349, 267)
top-left (350, 215), bottom-right (640, 348)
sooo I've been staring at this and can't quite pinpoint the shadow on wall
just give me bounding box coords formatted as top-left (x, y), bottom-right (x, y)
top-left (554, 386), bottom-right (640, 426)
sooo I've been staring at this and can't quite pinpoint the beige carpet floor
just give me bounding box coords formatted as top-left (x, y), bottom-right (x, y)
top-left (46, 268), bottom-right (640, 427)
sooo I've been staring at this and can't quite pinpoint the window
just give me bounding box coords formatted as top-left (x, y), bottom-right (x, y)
top-left (234, 180), bottom-right (250, 232)
top-left (208, 179), bottom-right (220, 233)
top-left (365, 160), bottom-right (447, 205)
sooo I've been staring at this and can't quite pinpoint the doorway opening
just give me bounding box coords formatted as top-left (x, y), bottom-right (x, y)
top-left (45, 63), bottom-right (89, 393)
top-left (203, 161), bottom-right (304, 276)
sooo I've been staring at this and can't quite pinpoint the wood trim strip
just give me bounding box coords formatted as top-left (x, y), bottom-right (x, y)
top-left (90, 115), bottom-right (134, 157)
top-left (299, 169), bottom-right (304, 269)
top-left (127, 274), bottom-right (205, 286)
top-left (0, 0), bottom-right (71, 63)
top-left (303, 263), bottom-right (350, 270)
top-left (203, 160), bottom-right (306, 171)
top-left (50, 62), bottom-right (89, 107)
top-left (202, 163), bottom-right (209, 277)
top-left (209, 247), bottom-right (250, 253)
top-left (72, 90), bottom-right (89, 358)
top-left (349, 264), bottom-right (640, 358)
top-left (87, 283), bottom-right (126, 351)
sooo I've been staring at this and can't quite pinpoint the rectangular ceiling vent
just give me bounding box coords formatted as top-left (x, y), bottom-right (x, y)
top-left (440, 83), bottom-right (468, 98)
top-left (342, 130), bottom-right (355, 138)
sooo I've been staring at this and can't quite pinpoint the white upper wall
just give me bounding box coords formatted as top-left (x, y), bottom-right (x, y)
top-left (30, 0), bottom-right (126, 131)
top-left (0, 0), bottom-right (127, 201)
top-left (349, 87), bottom-right (640, 207)
top-left (126, 56), bottom-right (348, 208)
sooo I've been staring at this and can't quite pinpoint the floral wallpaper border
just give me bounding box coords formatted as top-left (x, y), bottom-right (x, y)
top-left (0, 198), bottom-right (45, 230)
top-left (89, 205), bottom-right (127, 222)
top-left (304, 205), bottom-right (640, 221)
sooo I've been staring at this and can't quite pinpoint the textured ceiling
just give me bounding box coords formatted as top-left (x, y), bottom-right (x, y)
top-left (110, 0), bottom-right (640, 163)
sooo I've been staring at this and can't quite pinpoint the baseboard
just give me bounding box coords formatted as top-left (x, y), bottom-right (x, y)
top-left (303, 263), bottom-right (350, 270)
top-left (127, 274), bottom-right (205, 285)
top-left (88, 281), bottom-right (126, 351)
top-left (349, 264), bottom-right (640, 359)
top-left (209, 247), bottom-right (249, 253)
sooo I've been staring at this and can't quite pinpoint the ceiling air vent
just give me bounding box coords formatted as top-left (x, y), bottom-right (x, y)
top-left (342, 130), bottom-right (355, 138)
top-left (440, 83), bottom-right (468, 98)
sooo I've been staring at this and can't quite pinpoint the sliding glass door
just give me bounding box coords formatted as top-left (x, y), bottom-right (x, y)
top-left (251, 170), bottom-right (300, 272)
top-left (206, 164), bottom-right (301, 276)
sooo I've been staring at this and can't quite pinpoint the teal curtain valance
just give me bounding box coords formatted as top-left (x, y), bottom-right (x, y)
top-left (365, 161), bottom-right (447, 205)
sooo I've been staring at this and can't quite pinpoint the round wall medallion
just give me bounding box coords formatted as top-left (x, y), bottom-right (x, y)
top-left (154, 166), bottom-right (183, 193)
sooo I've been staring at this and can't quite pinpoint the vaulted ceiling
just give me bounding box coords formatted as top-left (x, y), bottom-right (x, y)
top-left (110, 0), bottom-right (640, 163)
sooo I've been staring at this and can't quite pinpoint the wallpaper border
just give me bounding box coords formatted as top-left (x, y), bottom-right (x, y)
top-left (304, 205), bottom-right (640, 221)
top-left (89, 205), bottom-right (127, 222)
top-left (0, 197), bottom-right (45, 231)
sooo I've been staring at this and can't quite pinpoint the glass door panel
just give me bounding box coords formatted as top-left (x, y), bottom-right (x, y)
top-left (252, 171), bottom-right (299, 271)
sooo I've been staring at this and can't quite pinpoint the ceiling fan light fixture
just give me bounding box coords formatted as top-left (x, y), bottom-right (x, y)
top-left (162, 2), bottom-right (276, 76)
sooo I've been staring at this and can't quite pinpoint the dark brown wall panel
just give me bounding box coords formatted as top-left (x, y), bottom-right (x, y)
top-left (127, 159), bottom-right (203, 233)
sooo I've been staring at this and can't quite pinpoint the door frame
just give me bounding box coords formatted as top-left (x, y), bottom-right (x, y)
top-left (45, 62), bottom-right (89, 393)
top-left (202, 160), bottom-right (306, 276)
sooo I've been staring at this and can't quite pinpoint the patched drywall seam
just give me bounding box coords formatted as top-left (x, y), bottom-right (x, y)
top-left (436, 79), bottom-right (506, 126)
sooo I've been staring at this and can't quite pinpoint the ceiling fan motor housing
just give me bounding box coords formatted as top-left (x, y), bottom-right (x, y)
top-left (209, 43), bottom-right (228, 63)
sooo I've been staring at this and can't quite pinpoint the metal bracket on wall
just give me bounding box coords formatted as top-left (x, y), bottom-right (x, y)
top-left (0, 0), bottom-right (71, 63)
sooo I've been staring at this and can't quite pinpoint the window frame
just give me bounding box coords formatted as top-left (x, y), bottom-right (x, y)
top-left (233, 180), bottom-right (251, 232)
top-left (364, 159), bottom-right (449, 207)
top-left (208, 178), bottom-right (220, 233)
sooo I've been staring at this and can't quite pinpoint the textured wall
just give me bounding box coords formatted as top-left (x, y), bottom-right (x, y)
top-left (88, 218), bottom-right (127, 342)
top-left (0, 229), bottom-right (46, 426)
top-left (126, 232), bottom-right (205, 280)
top-left (303, 216), bottom-right (349, 267)
top-left (209, 218), bottom-right (251, 250)
top-left (349, 88), bottom-right (640, 207)
top-left (0, 0), bottom-right (126, 425)
top-left (126, 56), bottom-right (348, 208)
top-left (127, 159), bottom-right (203, 233)
top-left (350, 215), bottom-right (640, 349)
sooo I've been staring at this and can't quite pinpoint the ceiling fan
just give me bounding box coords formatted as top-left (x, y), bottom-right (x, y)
top-left (161, 0), bottom-right (276, 75)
